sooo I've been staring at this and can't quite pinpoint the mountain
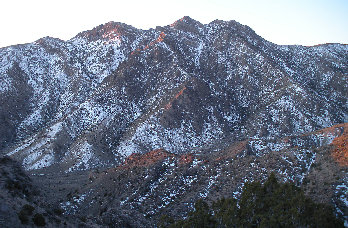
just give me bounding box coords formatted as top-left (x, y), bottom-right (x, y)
top-left (0, 16), bottom-right (347, 226)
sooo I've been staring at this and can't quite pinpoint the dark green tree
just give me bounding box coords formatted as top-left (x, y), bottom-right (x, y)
top-left (182, 199), bottom-right (216, 228)
top-left (162, 173), bottom-right (344, 228)
top-left (159, 214), bottom-right (175, 228)
top-left (32, 213), bottom-right (46, 227)
top-left (168, 199), bottom-right (216, 228)
top-left (212, 197), bottom-right (239, 227)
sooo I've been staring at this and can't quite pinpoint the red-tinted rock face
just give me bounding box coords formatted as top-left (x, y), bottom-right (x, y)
top-left (329, 123), bottom-right (348, 167)
top-left (179, 153), bottom-right (193, 165)
top-left (298, 123), bottom-right (347, 167)
top-left (131, 32), bottom-right (166, 55)
top-left (120, 149), bottom-right (198, 169)
top-left (121, 149), bottom-right (174, 168)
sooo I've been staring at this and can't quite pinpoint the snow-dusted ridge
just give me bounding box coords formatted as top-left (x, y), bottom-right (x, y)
top-left (0, 17), bottom-right (346, 175)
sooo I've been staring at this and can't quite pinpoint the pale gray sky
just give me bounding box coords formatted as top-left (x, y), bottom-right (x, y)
top-left (1, 0), bottom-right (347, 48)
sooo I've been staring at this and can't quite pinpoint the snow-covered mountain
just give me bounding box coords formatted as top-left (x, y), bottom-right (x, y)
top-left (1, 16), bottom-right (347, 226)
top-left (1, 17), bottom-right (346, 172)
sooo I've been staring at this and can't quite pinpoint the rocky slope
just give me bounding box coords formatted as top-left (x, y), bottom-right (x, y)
top-left (27, 123), bottom-right (347, 226)
top-left (0, 16), bottom-right (347, 226)
top-left (1, 16), bottom-right (347, 172)
top-left (0, 156), bottom-right (81, 227)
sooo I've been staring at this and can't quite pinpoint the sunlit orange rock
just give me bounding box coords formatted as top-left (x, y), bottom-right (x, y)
top-left (329, 123), bottom-right (348, 166)
top-left (121, 149), bottom-right (174, 169)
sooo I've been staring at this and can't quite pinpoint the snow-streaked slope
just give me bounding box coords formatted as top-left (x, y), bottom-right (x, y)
top-left (1, 17), bottom-right (347, 173)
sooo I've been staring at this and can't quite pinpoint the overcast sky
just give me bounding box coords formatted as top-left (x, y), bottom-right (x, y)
top-left (1, 0), bottom-right (347, 48)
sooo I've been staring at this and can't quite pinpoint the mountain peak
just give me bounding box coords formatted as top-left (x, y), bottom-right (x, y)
top-left (171, 16), bottom-right (201, 25)
top-left (73, 21), bottom-right (137, 42)
top-left (169, 16), bottom-right (203, 34)
top-left (180, 16), bottom-right (197, 23)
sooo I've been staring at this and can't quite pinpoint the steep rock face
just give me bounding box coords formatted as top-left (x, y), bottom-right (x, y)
top-left (0, 17), bottom-right (347, 173)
